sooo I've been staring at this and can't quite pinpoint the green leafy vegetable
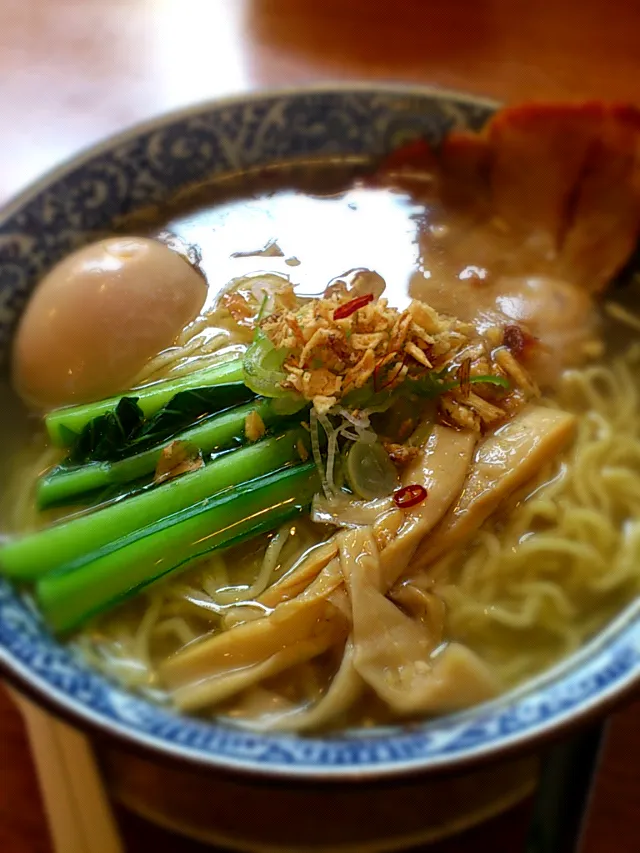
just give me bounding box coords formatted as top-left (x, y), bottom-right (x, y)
top-left (1, 428), bottom-right (310, 582)
top-left (125, 383), bottom-right (254, 454)
top-left (405, 370), bottom-right (510, 397)
top-left (38, 397), bottom-right (308, 509)
top-left (441, 374), bottom-right (511, 393)
top-left (65, 382), bottom-right (254, 465)
top-left (46, 358), bottom-right (245, 447)
top-left (343, 371), bottom-right (510, 410)
top-left (67, 397), bottom-right (144, 465)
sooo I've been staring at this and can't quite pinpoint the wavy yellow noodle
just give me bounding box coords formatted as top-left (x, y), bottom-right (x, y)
top-left (8, 326), bottom-right (640, 725)
top-left (437, 357), bottom-right (640, 687)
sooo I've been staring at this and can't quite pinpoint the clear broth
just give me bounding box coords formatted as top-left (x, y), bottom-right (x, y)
top-left (3, 160), bottom-right (640, 730)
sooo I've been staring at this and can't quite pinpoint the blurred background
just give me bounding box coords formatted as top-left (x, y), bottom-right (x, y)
top-left (1, 0), bottom-right (639, 202)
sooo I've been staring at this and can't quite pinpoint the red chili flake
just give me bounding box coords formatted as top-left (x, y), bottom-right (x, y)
top-left (382, 353), bottom-right (408, 390)
top-left (503, 324), bottom-right (538, 361)
top-left (333, 293), bottom-right (374, 321)
top-left (393, 484), bottom-right (428, 509)
top-left (373, 353), bottom-right (389, 392)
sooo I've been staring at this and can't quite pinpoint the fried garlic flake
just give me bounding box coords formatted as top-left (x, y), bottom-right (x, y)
top-left (260, 288), bottom-right (537, 427)
top-left (245, 410), bottom-right (266, 443)
top-left (154, 441), bottom-right (204, 484)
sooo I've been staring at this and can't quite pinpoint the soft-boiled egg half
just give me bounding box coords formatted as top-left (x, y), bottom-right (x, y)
top-left (12, 237), bottom-right (207, 408)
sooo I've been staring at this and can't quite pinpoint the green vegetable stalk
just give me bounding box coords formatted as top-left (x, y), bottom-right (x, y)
top-left (0, 428), bottom-right (309, 581)
top-left (38, 397), bottom-right (301, 508)
top-left (37, 462), bottom-right (319, 633)
top-left (46, 358), bottom-right (244, 446)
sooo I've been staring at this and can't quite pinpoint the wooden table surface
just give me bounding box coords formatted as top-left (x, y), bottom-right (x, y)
top-left (2, 0), bottom-right (640, 850)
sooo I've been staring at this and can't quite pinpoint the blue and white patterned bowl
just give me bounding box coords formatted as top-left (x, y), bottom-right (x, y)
top-left (1, 85), bottom-right (639, 781)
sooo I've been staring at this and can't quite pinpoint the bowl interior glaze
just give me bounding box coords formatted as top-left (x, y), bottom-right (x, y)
top-left (1, 85), bottom-right (639, 780)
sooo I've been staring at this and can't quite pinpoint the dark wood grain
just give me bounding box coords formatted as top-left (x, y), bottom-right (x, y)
top-left (2, 0), bottom-right (640, 850)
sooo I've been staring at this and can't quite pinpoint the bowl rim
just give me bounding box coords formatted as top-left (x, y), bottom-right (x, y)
top-left (1, 81), bottom-right (638, 782)
top-left (3, 591), bottom-right (639, 782)
top-left (0, 81), bottom-right (499, 226)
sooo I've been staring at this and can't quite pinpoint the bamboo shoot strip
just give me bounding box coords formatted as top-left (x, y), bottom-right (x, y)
top-left (38, 397), bottom-right (298, 509)
top-left (46, 358), bottom-right (244, 446)
top-left (37, 463), bottom-right (319, 633)
top-left (0, 428), bottom-right (309, 581)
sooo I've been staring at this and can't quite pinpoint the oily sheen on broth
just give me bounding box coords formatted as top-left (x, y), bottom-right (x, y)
top-left (3, 113), bottom-right (640, 733)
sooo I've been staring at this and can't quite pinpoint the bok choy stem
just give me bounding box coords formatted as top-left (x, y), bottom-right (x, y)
top-left (0, 428), bottom-right (309, 581)
top-left (37, 462), bottom-right (320, 633)
top-left (38, 397), bottom-right (301, 509)
top-left (46, 358), bottom-right (244, 446)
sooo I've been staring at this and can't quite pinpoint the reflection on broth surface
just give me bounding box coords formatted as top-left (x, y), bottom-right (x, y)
top-left (4, 103), bottom-right (640, 732)
top-left (128, 161), bottom-right (425, 308)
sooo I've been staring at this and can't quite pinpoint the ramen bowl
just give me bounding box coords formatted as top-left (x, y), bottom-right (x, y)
top-left (1, 85), bottom-right (639, 849)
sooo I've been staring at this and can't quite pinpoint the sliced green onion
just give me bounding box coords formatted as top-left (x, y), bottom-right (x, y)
top-left (345, 440), bottom-right (398, 500)
top-left (441, 374), bottom-right (511, 393)
top-left (243, 330), bottom-right (296, 399)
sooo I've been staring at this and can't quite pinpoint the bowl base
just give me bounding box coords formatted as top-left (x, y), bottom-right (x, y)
top-left (100, 745), bottom-right (538, 852)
